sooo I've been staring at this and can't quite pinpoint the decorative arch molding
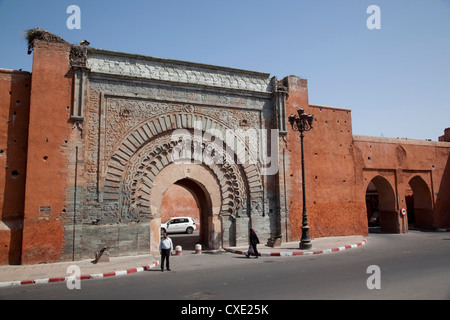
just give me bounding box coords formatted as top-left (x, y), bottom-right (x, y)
top-left (102, 112), bottom-right (264, 223)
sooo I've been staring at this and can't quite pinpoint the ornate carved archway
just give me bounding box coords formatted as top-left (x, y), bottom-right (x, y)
top-left (102, 112), bottom-right (265, 249)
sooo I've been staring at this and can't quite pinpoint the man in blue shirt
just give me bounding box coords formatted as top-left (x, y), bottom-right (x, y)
top-left (159, 232), bottom-right (173, 271)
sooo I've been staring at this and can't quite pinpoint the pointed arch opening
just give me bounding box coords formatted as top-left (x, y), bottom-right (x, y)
top-left (160, 183), bottom-right (201, 249)
top-left (406, 176), bottom-right (434, 230)
top-left (148, 163), bottom-right (223, 252)
top-left (365, 176), bottom-right (399, 233)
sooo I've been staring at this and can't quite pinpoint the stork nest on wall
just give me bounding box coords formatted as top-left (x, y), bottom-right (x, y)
top-left (25, 28), bottom-right (69, 54)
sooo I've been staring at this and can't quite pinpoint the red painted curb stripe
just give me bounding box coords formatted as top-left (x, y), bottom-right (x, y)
top-left (0, 261), bottom-right (160, 288)
top-left (225, 239), bottom-right (367, 257)
top-left (103, 272), bottom-right (116, 277)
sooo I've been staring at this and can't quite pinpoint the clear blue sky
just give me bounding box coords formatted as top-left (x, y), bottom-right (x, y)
top-left (1, 0), bottom-right (449, 140)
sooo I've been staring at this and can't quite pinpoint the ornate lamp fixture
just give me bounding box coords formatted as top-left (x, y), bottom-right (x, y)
top-left (288, 108), bottom-right (314, 250)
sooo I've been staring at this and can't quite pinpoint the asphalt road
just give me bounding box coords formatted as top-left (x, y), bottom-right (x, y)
top-left (1, 230), bottom-right (449, 302)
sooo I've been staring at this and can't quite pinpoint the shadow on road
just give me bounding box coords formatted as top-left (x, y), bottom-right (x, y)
top-left (169, 231), bottom-right (200, 250)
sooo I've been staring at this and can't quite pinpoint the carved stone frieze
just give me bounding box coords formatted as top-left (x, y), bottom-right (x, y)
top-left (87, 49), bottom-right (273, 94)
top-left (70, 45), bottom-right (87, 68)
top-left (88, 77), bottom-right (271, 111)
top-left (101, 96), bottom-right (261, 164)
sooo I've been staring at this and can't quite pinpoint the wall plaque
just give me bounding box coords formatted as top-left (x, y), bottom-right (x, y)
top-left (39, 206), bottom-right (51, 213)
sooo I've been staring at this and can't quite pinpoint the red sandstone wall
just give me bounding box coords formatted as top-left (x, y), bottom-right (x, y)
top-left (353, 136), bottom-right (450, 231)
top-left (438, 128), bottom-right (450, 142)
top-left (0, 69), bottom-right (31, 265)
top-left (307, 104), bottom-right (367, 237)
top-left (160, 184), bottom-right (200, 224)
top-left (284, 75), bottom-right (449, 239)
top-left (21, 40), bottom-right (73, 264)
top-left (283, 76), bottom-right (310, 241)
top-left (435, 154), bottom-right (450, 228)
top-left (286, 76), bottom-right (368, 240)
top-left (284, 76), bottom-right (367, 241)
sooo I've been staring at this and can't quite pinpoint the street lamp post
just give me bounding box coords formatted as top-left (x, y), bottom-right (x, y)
top-left (288, 108), bottom-right (314, 250)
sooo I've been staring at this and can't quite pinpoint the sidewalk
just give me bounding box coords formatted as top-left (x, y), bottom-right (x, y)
top-left (225, 235), bottom-right (367, 257)
top-left (0, 254), bottom-right (160, 287)
top-left (0, 235), bottom-right (366, 288)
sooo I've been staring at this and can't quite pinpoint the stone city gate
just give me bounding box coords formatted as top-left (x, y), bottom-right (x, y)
top-left (103, 113), bottom-right (265, 252)
top-left (62, 46), bottom-right (281, 260)
top-left (3, 31), bottom-right (449, 265)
